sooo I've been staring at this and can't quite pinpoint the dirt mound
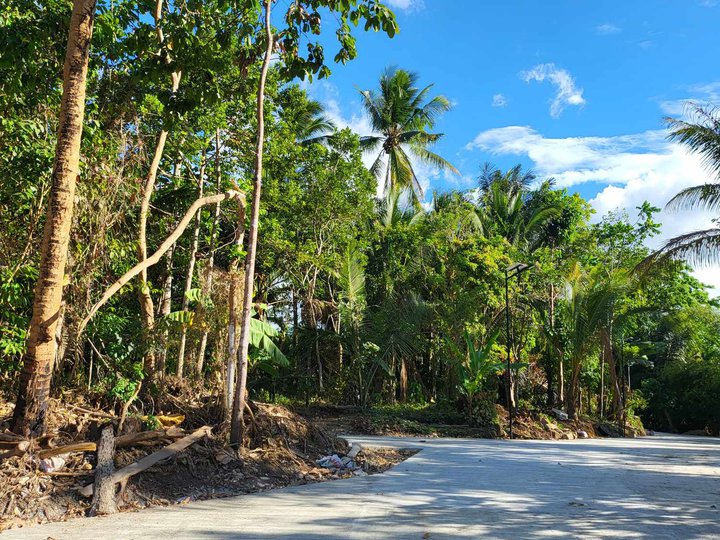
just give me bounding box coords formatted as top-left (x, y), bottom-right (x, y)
top-left (246, 402), bottom-right (344, 457)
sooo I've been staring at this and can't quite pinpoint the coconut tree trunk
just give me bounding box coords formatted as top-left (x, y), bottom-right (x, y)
top-left (229, 0), bottom-right (273, 446)
top-left (177, 150), bottom-right (206, 377)
top-left (12, 0), bottom-right (97, 436)
top-left (567, 359), bottom-right (581, 420)
top-left (600, 327), bottom-right (623, 419)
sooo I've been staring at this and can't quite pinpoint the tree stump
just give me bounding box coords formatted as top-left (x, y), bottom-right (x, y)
top-left (89, 423), bottom-right (117, 515)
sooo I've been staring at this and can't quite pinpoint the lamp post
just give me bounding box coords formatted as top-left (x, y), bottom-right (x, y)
top-left (505, 262), bottom-right (529, 440)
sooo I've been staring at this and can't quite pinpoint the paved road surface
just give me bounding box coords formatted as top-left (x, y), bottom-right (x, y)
top-left (4, 434), bottom-right (719, 539)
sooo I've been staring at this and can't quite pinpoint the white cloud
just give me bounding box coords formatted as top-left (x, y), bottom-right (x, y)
top-left (639, 40), bottom-right (655, 49)
top-left (521, 63), bottom-right (586, 118)
top-left (492, 94), bottom-right (508, 108)
top-left (466, 125), bottom-right (720, 294)
top-left (384, 0), bottom-right (424, 11)
top-left (659, 81), bottom-right (720, 117)
top-left (596, 23), bottom-right (621, 35)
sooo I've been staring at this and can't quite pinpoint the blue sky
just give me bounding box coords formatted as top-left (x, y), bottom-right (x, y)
top-left (304, 0), bottom-right (720, 292)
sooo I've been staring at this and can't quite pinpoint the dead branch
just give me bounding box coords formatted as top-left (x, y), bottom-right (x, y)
top-left (78, 191), bottom-right (244, 336)
top-left (118, 381), bottom-right (142, 432)
top-left (66, 404), bottom-right (117, 420)
top-left (38, 442), bottom-right (97, 459)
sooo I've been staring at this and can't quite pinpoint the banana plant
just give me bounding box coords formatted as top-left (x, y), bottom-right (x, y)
top-left (456, 329), bottom-right (505, 400)
top-left (449, 329), bottom-right (526, 419)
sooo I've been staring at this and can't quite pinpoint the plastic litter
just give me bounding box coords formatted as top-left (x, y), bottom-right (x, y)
top-left (39, 455), bottom-right (67, 473)
top-left (315, 453), bottom-right (359, 471)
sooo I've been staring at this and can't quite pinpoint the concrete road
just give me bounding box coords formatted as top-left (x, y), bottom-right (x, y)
top-left (4, 434), bottom-right (719, 539)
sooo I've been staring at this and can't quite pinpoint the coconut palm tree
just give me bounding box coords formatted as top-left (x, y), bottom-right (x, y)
top-left (359, 67), bottom-right (459, 204)
top-left (475, 165), bottom-right (560, 247)
top-left (294, 98), bottom-right (337, 145)
top-left (559, 266), bottom-right (622, 419)
top-left (655, 105), bottom-right (720, 265)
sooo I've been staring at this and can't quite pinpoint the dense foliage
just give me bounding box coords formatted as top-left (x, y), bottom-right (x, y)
top-left (1, 0), bottom-right (719, 436)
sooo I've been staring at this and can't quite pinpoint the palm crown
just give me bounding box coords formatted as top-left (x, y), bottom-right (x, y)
top-left (359, 67), bottom-right (459, 204)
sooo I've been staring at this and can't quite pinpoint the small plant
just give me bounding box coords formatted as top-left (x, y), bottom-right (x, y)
top-left (447, 329), bottom-right (504, 420)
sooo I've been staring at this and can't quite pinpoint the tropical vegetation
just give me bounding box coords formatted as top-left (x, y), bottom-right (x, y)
top-left (1, 0), bottom-right (719, 448)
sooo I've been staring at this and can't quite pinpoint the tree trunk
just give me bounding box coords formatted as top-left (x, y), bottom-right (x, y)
top-left (399, 358), bottom-right (408, 402)
top-left (567, 360), bottom-right (581, 419)
top-left (177, 150), bottom-right (206, 377)
top-left (89, 423), bottom-right (117, 516)
top-left (136, 131), bottom-right (167, 377)
top-left (600, 327), bottom-right (623, 419)
top-left (12, 0), bottom-right (97, 437)
top-left (137, 0), bottom-right (182, 378)
top-left (599, 343), bottom-right (605, 417)
top-left (156, 243), bottom-right (175, 376)
top-left (229, 0), bottom-right (273, 446)
top-left (225, 199), bottom-right (247, 414)
top-left (196, 130), bottom-right (223, 377)
top-left (156, 160), bottom-right (181, 376)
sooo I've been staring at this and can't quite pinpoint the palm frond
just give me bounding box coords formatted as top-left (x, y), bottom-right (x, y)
top-left (409, 145), bottom-right (460, 176)
top-left (666, 183), bottom-right (720, 213)
top-left (666, 105), bottom-right (720, 179)
top-left (653, 227), bottom-right (720, 267)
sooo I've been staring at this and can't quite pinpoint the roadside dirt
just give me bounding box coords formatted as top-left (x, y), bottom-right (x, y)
top-left (299, 403), bottom-right (629, 441)
top-left (0, 398), bottom-right (413, 532)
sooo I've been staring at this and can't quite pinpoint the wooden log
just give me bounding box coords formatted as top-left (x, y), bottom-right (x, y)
top-left (0, 441), bottom-right (30, 461)
top-left (35, 427), bottom-right (185, 459)
top-left (115, 426), bottom-right (183, 448)
top-left (79, 426), bottom-right (211, 497)
top-left (89, 424), bottom-right (117, 515)
top-left (0, 432), bottom-right (25, 442)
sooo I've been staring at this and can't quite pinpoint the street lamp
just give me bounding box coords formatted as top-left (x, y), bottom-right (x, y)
top-left (505, 262), bottom-right (529, 440)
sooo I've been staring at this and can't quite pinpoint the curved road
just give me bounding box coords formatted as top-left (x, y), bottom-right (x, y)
top-left (4, 434), bottom-right (719, 539)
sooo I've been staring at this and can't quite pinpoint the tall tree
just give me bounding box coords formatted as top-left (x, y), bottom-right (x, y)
top-left (229, 0), bottom-right (274, 446)
top-left (12, 0), bottom-right (97, 436)
top-left (360, 67), bottom-right (458, 204)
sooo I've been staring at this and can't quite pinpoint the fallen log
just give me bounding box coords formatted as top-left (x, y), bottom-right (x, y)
top-left (34, 427), bottom-right (185, 459)
top-left (79, 425), bottom-right (212, 497)
top-left (116, 426), bottom-right (184, 448)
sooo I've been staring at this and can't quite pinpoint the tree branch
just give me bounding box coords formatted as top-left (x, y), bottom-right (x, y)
top-left (78, 190), bottom-right (245, 336)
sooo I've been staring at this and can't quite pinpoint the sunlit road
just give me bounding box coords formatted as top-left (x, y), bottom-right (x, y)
top-left (5, 433), bottom-right (720, 539)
